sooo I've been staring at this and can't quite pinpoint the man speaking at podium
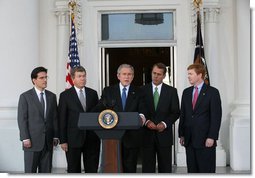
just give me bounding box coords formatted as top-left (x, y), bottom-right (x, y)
top-left (94, 64), bottom-right (146, 173)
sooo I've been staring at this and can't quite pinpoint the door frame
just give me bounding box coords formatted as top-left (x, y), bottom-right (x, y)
top-left (96, 5), bottom-right (179, 166)
top-left (100, 45), bottom-right (177, 164)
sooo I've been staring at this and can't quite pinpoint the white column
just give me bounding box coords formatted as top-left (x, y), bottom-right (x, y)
top-left (52, 0), bottom-right (70, 169)
top-left (0, 0), bottom-right (39, 172)
top-left (39, 0), bottom-right (58, 93)
top-left (55, 0), bottom-right (70, 96)
top-left (229, 0), bottom-right (250, 171)
top-left (204, 7), bottom-right (226, 167)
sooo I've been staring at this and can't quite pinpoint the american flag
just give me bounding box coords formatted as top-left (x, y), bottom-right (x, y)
top-left (194, 11), bottom-right (210, 85)
top-left (66, 16), bottom-right (80, 89)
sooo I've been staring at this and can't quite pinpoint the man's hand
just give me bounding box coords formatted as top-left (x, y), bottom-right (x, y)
top-left (61, 143), bottom-right (68, 152)
top-left (205, 138), bottom-right (214, 147)
top-left (146, 120), bottom-right (157, 130)
top-left (179, 137), bottom-right (185, 146)
top-left (156, 122), bottom-right (165, 132)
top-left (23, 139), bottom-right (32, 148)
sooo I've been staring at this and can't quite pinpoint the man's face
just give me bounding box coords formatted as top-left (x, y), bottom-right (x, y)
top-left (117, 67), bottom-right (134, 87)
top-left (187, 69), bottom-right (202, 86)
top-left (151, 66), bottom-right (166, 86)
top-left (33, 72), bottom-right (48, 91)
top-left (72, 71), bottom-right (86, 89)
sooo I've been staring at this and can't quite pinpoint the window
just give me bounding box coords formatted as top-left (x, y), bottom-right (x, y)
top-left (101, 12), bottom-right (174, 41)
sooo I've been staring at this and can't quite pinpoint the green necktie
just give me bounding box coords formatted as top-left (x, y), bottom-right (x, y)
top-left (153, 87), bottom-right (159, 109)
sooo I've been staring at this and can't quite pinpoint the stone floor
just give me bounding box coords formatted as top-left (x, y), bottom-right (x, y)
top-left (50, 165), bottom-right (250, 174)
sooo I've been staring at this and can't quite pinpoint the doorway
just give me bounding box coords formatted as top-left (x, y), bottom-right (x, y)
top-left (101, 46), bottom-right (176, 166)
top-left (102, 47), bottom-right (175, 87)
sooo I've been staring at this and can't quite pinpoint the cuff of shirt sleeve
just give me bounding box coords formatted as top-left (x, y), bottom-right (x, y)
top-left (161, 121), bottom-right (167, 128)
top-left (139, 113), bottom-right (146, 125)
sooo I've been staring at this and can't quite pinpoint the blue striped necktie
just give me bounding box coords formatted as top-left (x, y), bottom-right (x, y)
top-left (121, 87), bottom-right (127, 110)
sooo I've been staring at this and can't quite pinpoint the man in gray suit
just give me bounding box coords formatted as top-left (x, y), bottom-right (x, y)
top-left (17, 66), bottom-right (59, 173)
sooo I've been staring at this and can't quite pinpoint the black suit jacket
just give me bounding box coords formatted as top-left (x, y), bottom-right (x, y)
top-left (141, 83), bottom-right (180, 147)
top-left (17, 88), bottom-right (58, 151)
top-left (178, 83), bottom-right (222, 148)
top-left (93, 84), bottom-right (146, 148)
top-left (58, 86), bottom-right (98, 148)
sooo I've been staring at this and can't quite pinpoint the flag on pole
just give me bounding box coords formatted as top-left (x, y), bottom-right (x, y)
top-left (194, 11), bottom-right (210, 85)
top-left (66, 14), bottom-right (80, 89)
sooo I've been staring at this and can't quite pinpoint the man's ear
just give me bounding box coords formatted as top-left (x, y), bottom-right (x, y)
top-left (32, 78), bottom-right (36, 85)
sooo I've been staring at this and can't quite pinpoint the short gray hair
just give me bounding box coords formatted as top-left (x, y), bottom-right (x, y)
top-left (117, 64), bottom-right (134, 75)
top-left (71, 66), bottom-right (86, 79)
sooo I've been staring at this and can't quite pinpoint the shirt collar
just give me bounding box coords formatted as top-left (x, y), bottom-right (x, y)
top-left (119, 83), bottom-right (130, 91)
top-left (194, 82), bottom-right (204, 90)
top-left (74, 86), bottom-right (85, 93)
top-left (34, 87), bottom-right (45, 95)
top-left (152, 82), bottom-right (163, 94)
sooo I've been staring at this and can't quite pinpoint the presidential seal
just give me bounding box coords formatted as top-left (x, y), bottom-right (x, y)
top-left (98, 109), bottom-right (118, 129)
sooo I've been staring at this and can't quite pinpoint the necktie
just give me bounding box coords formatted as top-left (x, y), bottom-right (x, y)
top-left (192, 87), bottom-right (199, 109)
top-left (79, 89), bottom-right (86, 111)
top-left (40, 92), bottom-right (45, 118)
top-left (121, 87), bottom-right (127, 110)
top-left (153, 87), bottom-right (159, 109)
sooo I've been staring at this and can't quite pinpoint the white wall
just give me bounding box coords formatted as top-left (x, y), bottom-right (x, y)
top-left (39, 0), bottom-right (58, 93)
top-left (0, 0), bottom-right (39, 172)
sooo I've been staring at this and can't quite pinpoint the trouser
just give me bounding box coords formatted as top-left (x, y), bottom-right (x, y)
top-left (24, 144), bottom-right (52, 173)
top-left (185, 144), bottom-right (216, 173)
top-left (66, 131), bottom-right (100, 173)
top-left (142, 136), bottom-right (172, 173)
top-left (122, 146), bottom-right (140, 173)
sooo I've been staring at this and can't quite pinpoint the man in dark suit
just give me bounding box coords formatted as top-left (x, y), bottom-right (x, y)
top-left (141, 63), bottom-right (180, 173)
top-left (17, 66), bottom-right (59, 173)
top-left (94, 64), bottom-right (146, 173)
top-left (58, 66), bottom-right (100, 173)
top-left (178, 63), bottom-right (222, 173)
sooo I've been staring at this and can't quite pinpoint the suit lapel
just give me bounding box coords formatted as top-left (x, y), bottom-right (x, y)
top-left (114, 85), bottom-right (123, 111)
top-left (147, 84), bottom-right (155, 111)
top-left (125, 85), bottom-right (136, 111)
top-left (31, 88), bottom-right (44, 119)
top-left (85, 87), bottom-right (92, 111)
top-left (187, 87), bottom-right (193, 111)
top-left (45, 90), bottom-right (50, 119)
top-left (193, 83), bottom-right (208, 111)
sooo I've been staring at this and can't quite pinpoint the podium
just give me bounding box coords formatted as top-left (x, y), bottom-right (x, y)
top-left (78, 111), bottom-right (141, 173)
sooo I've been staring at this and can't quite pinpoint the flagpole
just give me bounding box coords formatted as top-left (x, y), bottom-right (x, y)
top-left (66, 0), bottom-right (80, 89)
top-left (193, 0), bottom-right (202, 60)
top-left (68, 0), bottom-right (76, 34)
top-left (193, 0), bottom-right (210, 85)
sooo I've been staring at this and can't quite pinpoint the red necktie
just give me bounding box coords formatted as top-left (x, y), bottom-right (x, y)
top-left (192, 87), bottom-right (198, 109)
